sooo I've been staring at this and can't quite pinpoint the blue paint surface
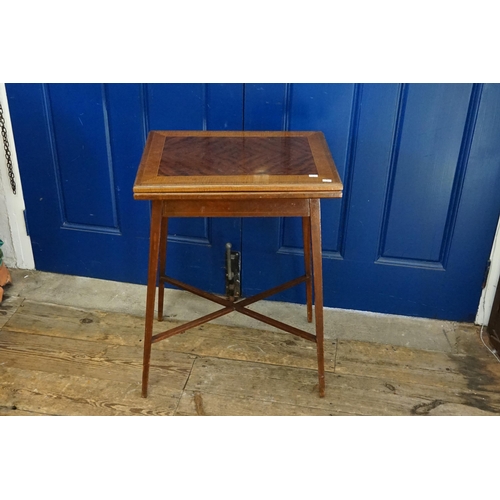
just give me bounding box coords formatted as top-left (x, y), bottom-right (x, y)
top-left (6, 83), bottom-right (500, 320)
top-left (6, 84), bottom-right (243, 293)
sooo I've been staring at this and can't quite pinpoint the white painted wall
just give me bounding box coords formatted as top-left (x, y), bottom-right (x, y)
top-left (0, 164), bottom-right (14, 263)
top-left (0, 84), bottom-right (34, 269)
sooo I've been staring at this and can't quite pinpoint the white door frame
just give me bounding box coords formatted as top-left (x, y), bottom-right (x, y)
top-left (0, 83), bottom-right (35, 269)
top-left (476, 214), bottom-right (500, 326)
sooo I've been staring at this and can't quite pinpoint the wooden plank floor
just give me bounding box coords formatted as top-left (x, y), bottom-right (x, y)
top-left (1, 298), bottom-right (500, 416)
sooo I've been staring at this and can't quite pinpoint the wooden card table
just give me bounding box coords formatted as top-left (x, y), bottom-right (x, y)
top-left (133, 131), bottom-right (343, 398)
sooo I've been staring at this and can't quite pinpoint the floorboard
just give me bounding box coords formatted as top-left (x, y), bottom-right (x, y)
top-left (1, 300), bottom-right (499, 416)
top-left (0, 366), bottom-right (180, 416)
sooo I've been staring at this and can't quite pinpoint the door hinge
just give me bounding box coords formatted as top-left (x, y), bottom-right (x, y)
top-left (225, 242), bottom-right (241, 300)
top-left (482, 259), bottom-right (491, 289)
top-left (23, 209), bottom-right (30, 236)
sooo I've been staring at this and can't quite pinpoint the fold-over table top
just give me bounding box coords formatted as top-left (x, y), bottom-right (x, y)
top-left (133, 131), bottom-right (343, 200)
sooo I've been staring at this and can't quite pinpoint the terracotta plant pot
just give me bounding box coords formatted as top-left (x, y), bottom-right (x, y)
top-left (0, 262), bottom-right (12, 304)
top-left (0, 262), bottom-right (12, 285)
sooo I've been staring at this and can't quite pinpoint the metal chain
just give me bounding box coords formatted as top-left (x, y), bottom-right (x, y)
top-left (0, 102), bottom-right (16, 194)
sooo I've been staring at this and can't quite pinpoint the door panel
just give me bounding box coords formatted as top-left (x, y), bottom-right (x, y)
top-left (6, 83), bottom-right (243, 292)
top-left (340, 83), bottom-right (500, 320)
top-left (242, 83), bottom-right (359, 300)
top-left (46, 84), bottom-right (119, 230)
top-left (381, 84), bottom-right (472, 263)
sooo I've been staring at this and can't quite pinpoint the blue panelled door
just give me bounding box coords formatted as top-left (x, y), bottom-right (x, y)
top-left (6, 84), bottom-right (243, 294)
top-left (6, 83), bottom-right (500, 321)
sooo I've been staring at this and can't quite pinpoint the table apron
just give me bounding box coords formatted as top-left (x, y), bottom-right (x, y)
top-left (160, 198), bottom-right (311, 217)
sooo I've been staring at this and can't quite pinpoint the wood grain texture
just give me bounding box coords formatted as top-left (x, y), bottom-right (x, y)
top-left (175, 390), bottom-right (354, 416)
top-left (424, 403), bottom-right (496, 416)
top-left (0, 295), bottom-right (23, 329)
top-left (310, 198), bottom-right (325, 396)
top-left (184, 357), bottom-right (431, 416)
top-left (336, 338), bottom-right (500, 387)
top-left (159, 323), bottom-right (337, 372)
top-left (2, 300), bottom-right (147, 345)
top-left (158, 136), bottom-right (317, 176)
top-left (2, 300), bottom-right (335, 371)
top-left (142, 200), bottom-right (163, 397)
top-left (0, 330), bottom-right (194, 389)
top-left (0, 366), bottom-right (180, 416)
top-left (133, 190), bottom-right (342, 200)
top-left (161, 198), bottom-right (311, 217)
top-left (302, 216), bottom-right (313, 323)
top-left (133, 130), bottom-right (343, 196)
top-left (2, 300), bottom-right (499, 416)
top-left (335, 339), bottom-right (500, 414)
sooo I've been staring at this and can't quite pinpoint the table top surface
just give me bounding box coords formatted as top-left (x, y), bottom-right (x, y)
top-left (133, 131), bottom-right (343, 199)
